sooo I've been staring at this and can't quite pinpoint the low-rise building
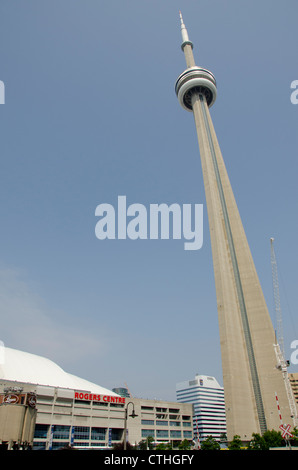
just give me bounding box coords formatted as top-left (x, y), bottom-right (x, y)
top-left (0, 347), bottom-right (193, 449)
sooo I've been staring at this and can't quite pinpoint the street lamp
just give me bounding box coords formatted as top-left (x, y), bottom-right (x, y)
top-left (123, 401), bottom-right (138, 450)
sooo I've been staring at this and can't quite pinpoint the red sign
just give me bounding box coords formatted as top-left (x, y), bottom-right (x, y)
top-left (74, 392), bottom-right (125, 404)
top-left (27, 394), bottom-right (37, 408)
top-left (3, 394), bottom-right (19, 404)
top-left (279, 424), bottom-right (293, 439)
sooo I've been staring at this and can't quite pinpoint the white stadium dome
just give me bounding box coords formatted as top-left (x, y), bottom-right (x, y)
top-left (0, 347), bottom-right (118, 396)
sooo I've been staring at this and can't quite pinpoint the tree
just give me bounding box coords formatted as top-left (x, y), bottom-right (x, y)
top-left (155, 443), bottom-right (167, 450)
top-left (178, 439), bottom-right (192, 450)
top-left (200, 436), bottom-right (220, 450)
top-left (262, 429), bottom-right (284, 449)
top-left (113, 441), bottom-right (134, 450)
top-left (248, 430), bottom-right (286, 450)
top-left (228, 435), bottom-right (242, 450)
top-left (155, 442), bottom-right (172, 450)
top-left (291, 427), bottom-right (298, 440)
top-left (248, 433), bottom-right (267, 450)
top-left (138, 436), bottom-right (154, 450)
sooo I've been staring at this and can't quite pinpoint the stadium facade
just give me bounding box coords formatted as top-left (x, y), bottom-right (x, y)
top-left (0, 347), bottom-right (193, 449)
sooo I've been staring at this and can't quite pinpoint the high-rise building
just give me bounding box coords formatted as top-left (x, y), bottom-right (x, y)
top-left (289, 373), bottom-right (298, 407)
top-left (176, 374), bottom-right (226, 442)
top-left (175, 13), bottom-right (293, 440)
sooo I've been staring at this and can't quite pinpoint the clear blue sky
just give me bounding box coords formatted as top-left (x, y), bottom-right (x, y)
top-left (0, 0), bottom-right (297, 401)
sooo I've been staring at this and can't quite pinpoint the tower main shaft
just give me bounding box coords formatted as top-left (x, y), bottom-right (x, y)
top-left (175, 13), bottom-right (292, 440)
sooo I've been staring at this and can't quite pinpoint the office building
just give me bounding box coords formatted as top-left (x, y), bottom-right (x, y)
top-left (176, 374), bottom-right (226, 442)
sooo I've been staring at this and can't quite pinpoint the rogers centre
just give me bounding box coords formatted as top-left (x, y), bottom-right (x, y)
top-left (74, 392), bottom-right (126, 404)
top-left (0, 347), bottom-right (193, 450)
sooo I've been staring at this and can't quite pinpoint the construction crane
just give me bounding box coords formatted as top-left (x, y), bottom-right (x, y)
top-left (270, 237), bottom-right (298, 428)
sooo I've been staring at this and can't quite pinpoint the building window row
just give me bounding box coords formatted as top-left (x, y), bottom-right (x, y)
top-left (141, 429), bottom-right (192, 439)
top-left (34, 424), bottom-right (122, 443)
top-left (141, 419), bottom-right (191, 427)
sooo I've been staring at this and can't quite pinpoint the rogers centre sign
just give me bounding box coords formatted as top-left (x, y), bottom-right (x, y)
top-left (74, 392), bottom-right (125, 404)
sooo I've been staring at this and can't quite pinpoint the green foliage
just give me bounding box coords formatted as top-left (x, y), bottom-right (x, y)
top-left (247, 433), bottom-right (266, 450)
top-left (200, 435), bottom-right (220, 450)
top-left (248, 430), bottom-right (285, 450)
top-left (155, 442), bottom-right (172, 450)
top-left (178, 439), bottom-right (192, 450)
top-left (138, 436), bottom-right (154, 450)
top-left (113, 441), bottom-right (134, 450)
top-left (228, 435), bottom-right (242, 450)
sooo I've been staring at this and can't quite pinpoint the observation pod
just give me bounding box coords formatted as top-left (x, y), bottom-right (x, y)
top-left (175, 66), bottom-right (217, 111)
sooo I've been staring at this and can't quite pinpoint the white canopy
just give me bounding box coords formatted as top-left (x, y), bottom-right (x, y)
top-left (0, 347), bottom-right (118, 396)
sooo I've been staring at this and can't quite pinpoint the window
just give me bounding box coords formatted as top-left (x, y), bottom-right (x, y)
top-left (170, 421), bottom-right (180, 427)
top-left (73, 426), bottom-right (90, 440)
top-left (33, 441), bottom-right (46, 450)
top-left (156, 420), bottom-right (168, 426)
top-left (34, 424), bottom-right (49, 439)
top-left (111, 428), bottom-right (123, 441)
top-left (183, 431), bottom-right (192, 438)
top-left (91, 427), bottom-right (106, 441)
top-left (170, 430), bottom-right (181, 438)
top-left (74, 399), bottom-right (90, 406)
top-left (141, 420), bottom-right (154, 425)
top-left (142, 429), bottom-right (155, 438)
top-left (156, 430), bottom-right (169, 438)
top-left (52, 425), bottom-right (70, 440)
top-left (73, 442), bottom-right (89, 448)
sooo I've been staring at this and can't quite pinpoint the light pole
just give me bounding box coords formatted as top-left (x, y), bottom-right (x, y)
top-left (123, 401), bottom-right (138, 450)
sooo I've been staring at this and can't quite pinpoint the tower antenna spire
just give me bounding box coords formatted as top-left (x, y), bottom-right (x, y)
top-left (179, 11), bottom-right (194, 56)
top-left (179, 11), bottom-right (188, 42)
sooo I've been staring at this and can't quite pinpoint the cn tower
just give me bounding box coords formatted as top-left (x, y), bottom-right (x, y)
top-left (175, 13), bottom-right (293, 440)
